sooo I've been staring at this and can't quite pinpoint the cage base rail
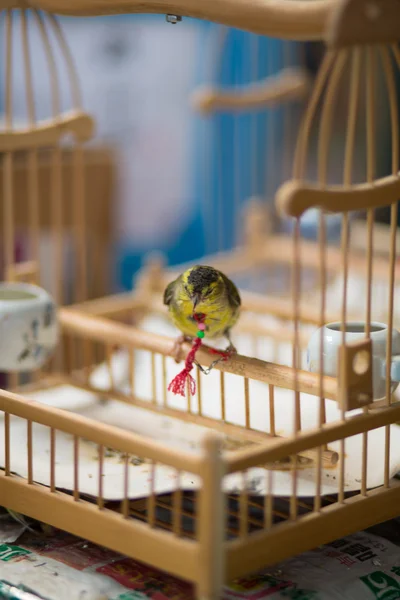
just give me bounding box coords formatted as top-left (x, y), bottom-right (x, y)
top-left (226, 400), bottom-right (400, 472)
top-left (225, 479), bottom-right (400, 580)
top-left (0, 386), bottom-right (202, 474)
top-left (0, 472), bottom-right (199, 583)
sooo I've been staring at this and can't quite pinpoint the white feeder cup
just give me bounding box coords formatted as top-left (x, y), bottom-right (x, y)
top-left (307, 321), bottom-right (400, 402)
top-left (0, 282), bottom-right (59, 372)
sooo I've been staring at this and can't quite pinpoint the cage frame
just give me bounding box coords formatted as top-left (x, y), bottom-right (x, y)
top-left (1, 0), bottom-right (400, 599)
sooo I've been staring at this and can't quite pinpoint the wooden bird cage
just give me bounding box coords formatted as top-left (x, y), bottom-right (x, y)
top-left (1, 1), bottom-right (400, 599)
top-left (0, 7), bottom-right (114, 311)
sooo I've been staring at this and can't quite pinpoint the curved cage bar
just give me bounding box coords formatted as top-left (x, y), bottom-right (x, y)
top-left (8, 0), bottom-right (337, 40)
top-left (0, 7), bottom-right (95, 305)
top-left (275, 0), bottom-right (400, 538)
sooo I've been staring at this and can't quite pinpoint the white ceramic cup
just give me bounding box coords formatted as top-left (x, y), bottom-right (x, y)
top-left (0, 282), bottom-right (59, 372)
top-left (307, 321), bottom-right (400, 401)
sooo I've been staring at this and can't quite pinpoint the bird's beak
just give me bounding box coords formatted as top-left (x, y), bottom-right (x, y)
top-left (192, 293), bottom-right (201, 309)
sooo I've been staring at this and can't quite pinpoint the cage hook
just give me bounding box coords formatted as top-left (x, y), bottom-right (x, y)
top-left (166, 14), bottom-right (182, 24)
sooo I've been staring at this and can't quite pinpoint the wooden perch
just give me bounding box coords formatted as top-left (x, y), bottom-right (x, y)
top-left (191, 68), bottom-right (310, 115)
top-left (59, 307), bottom-right (338, 400)
top-left (20, 0), bottom-right (336, 40)
top-left (59, 308), bottom-right (339, 467)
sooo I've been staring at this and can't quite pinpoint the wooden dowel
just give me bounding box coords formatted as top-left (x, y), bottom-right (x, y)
top-left (291, 219), bottom-right (301, 522)
top-left (269, 384), bottom-right (276, 436)
top-left (129, 348), bottom-right (136, 397)
top-left (73, 435), bottom-right (79, 501)
top-left (264, 469), bottom-right (273, 529)
top-left (197, 366), bottom-right (203, 416)
top-left (173, 471), bottom-right (182, 536)
top-left (220, 372), bottom-right (226, 421)
top-left (151, 352), bottom-right (157, 404)
top-left (27, 421), bottom-right (33, 484)
top-left (33, 9), bottom-right (64, 304)
top-left (98, 444), bottom-right (104, 509)
top-left (65, 373), bottom-right (339, 467)
top-left (59, 308), bottom-right (338, 399)
top-left (147, 461), bottom-right (156, 527)
top-left (186, 378), bottom-right (192, 414)
top-left (106, 344), bottom-right (115, 390)
top-left (21, 9), bottom-right (40, 281)
top-left (50, 428), bottom-right (56, 492)
top-left (293, 50), bottom-right (335, 178)
top-left (47, 13), bottom-right (82, 108)
top-left (361, 46), bottom-right (376, 497)
top-left (382, 44), bottom-right (400, 488)
top-left (239, 473), bottom-right (248, 538)
top-left (3, 10), bottom-right (15, 282)
top-left (72, 143), bottom-right (88, 302)
top-left (244, 378), bottom-right (250, 429)
top-left (4, 413), bottom-right (10, 476)
top-left (122, 454), bottom-right (129, 518)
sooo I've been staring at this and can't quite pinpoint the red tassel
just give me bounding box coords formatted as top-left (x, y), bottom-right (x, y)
top-left (168, 313), bottom-right (231, 397)
top-left (168, 336), bottom-right (202, 397)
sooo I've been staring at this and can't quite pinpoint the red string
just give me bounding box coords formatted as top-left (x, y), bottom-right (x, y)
top-left (168, 313), bottom-right (230, 397)
top-left (168, 335), bottom-right (202, 397)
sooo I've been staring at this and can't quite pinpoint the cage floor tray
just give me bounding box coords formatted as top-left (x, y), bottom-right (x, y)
top-left (2, 354), bottom-right (400, 501)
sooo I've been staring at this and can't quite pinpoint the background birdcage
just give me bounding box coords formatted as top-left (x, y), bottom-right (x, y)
top-left (0, 0), bottom-right (400, 599)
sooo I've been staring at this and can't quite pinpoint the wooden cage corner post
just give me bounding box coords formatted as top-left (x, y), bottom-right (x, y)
top-left (197, 433), bottom-right (225, 600)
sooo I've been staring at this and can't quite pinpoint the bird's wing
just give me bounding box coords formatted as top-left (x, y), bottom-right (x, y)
top-left (220, 272), bottom-right (241, 309)
top-left (163, 278), bottom-right (177, 306)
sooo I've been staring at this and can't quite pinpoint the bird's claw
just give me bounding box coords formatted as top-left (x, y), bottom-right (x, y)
top-left (225, 343), bottom-right (237, 356)
top-left (171, 335), bottom-right (191, 363)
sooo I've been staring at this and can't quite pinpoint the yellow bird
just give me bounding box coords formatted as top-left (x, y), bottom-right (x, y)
top-left (163, 265), bottom-right (241, 363)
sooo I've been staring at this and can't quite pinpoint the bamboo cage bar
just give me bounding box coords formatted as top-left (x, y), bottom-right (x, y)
top-left (122, 455), bottom-right (130, 518)
top-left (97, 444), bottom-right (104, 509)
top-left (226, 400), bottom-right (400, 473)
top-left (225, 480), bottom-right (400, 581)
top-left (61, 373), bottom-right (338, 466)
top-left (382, 42), bottom-right (400, 488)
top-left (0, 388), bottom-right (203, 474)
top-left (50, 428), bottom-right (56, 492)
